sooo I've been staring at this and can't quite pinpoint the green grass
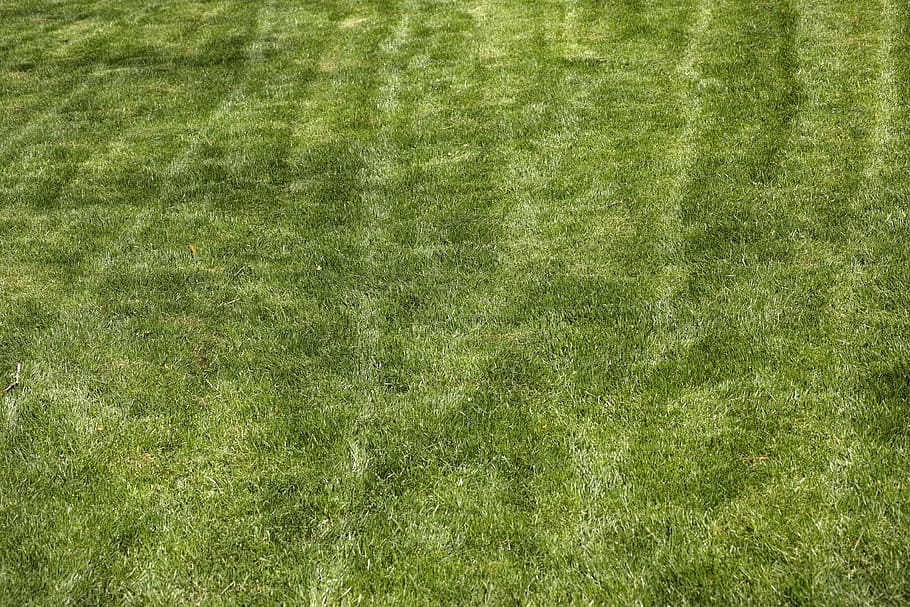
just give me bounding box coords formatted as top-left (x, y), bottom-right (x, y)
top-left (1, 0), bottom-right (909, 603)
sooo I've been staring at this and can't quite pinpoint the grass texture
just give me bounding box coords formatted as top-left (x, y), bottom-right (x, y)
top-left (2, 0), bottom-right (910, 604)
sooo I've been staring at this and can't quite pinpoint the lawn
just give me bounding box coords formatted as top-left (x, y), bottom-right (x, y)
top-left (1, 0), bottom-right (909, 604)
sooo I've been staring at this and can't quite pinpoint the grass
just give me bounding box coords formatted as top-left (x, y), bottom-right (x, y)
top-left (1, 0), bottom-right (909, 603)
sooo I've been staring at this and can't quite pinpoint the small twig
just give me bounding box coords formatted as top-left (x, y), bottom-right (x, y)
top-left (852, 530), bottom-right (864, 552)
top-left (3, 362), bottom-right (21, 393)
top-left (742, 454), bottom-right (770, 467)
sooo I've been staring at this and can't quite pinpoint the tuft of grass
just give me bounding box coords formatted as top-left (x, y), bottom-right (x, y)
top-left (1, 0), bottom-right (909, 604)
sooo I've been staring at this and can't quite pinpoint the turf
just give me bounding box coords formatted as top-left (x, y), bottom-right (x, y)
top-left (1, 0), bottom-right (909, 604)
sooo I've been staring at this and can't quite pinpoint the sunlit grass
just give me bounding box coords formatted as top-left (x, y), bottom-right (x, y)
top-left (2, 0), bottom-right (909, 604)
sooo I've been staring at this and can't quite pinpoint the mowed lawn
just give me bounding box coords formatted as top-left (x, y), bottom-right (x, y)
top-left (2, 0), bottom-right (909, 603)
